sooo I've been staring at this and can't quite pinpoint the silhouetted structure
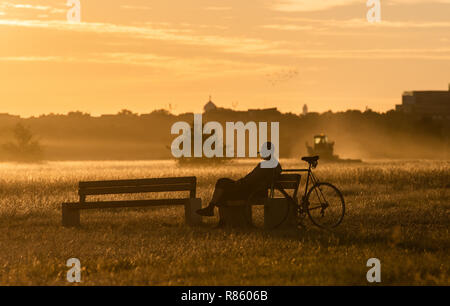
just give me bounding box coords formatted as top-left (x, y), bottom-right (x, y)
top-left (248, 107), bottom-right (279, 118)
top-left (306, 134), bottom-right (336, 160)
top-left (0, 107), bottom-right (448, 160)
top-left (396, 85), bottom-right (450, 119)
top-left (306, 134), bottom-right (362, 162)
top-left (62, 176), bottom-right (201, 227)
top-left (203, 96), bottom-right (217, 113)
top-left (302, 104), bottom-right (308, 115)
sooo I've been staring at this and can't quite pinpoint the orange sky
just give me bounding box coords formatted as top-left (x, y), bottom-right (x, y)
top-left (0, 0), bottom-right (449, 116)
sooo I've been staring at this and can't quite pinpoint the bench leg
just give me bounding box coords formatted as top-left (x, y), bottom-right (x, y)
top-left (264, 198), bottom-right (297, 229)
top-left (185, 198), bottom-right (202, 226)
top-left (218, 205), bottom-right (252, 228)
top-left (62, 205), bottom-right (80, 227)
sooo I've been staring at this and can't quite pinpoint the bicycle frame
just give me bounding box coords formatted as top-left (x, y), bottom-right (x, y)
top-left (274, 161), bottom-right (345, 229)
top-left (283, 164), bottom-right (320, 199)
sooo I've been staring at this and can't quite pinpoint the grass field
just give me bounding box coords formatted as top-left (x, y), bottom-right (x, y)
top-left (0, 159), bottom-right (448, 285)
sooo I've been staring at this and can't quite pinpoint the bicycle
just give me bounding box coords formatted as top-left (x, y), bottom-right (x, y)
top-left (279, 156), bottom-right (345, 229)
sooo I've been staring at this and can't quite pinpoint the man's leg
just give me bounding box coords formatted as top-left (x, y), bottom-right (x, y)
top-left (197, 178), bottom-right (234, 216)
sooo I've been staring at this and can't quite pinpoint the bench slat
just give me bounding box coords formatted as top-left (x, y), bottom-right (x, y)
top-left (274, 181), bottom-right (300, 190)
top-left (63, 198), bottom-right (190, 210)
top-left (79, 176), bottom-right (196, 188)
top-left (277, 174), bottom-right (301, 181)
top-left (79, 184), bottom-right (194, 196)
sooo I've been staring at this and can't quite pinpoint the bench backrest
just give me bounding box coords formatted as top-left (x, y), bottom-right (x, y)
top-left (78, 176), bottom-right (196, 202)
top-left (249, 174), bottom-right (301, 201)
top-left (272, 174), bottom-right (301, 199)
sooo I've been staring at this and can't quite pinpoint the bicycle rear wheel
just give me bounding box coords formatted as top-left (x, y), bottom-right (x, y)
top-left (305, 182), bottom-right (345, 229)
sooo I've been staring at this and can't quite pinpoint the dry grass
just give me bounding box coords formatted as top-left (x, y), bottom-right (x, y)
top-left (0, 159), bottom-right (448, 285)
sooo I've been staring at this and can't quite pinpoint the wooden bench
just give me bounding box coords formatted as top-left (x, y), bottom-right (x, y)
top-left (62, 176), bottom-right (201, 227)
top-left (218, 173), bottom-right (301, 228)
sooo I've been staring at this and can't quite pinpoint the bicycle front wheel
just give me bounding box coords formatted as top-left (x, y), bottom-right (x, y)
top-left (305, 182), bottom-right (345, 229)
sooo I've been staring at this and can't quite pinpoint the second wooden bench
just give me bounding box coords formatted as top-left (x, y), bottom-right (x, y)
top-left (62, 176), bottom-right (201, 227)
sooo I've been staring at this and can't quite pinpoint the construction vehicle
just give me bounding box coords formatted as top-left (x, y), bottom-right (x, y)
top-left (306, 134), bottom-right (338, 160)
top-left (306, 134), bottom-right (361, 162)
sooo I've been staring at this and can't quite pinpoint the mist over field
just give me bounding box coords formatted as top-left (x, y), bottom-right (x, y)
top-left (0, 109), bottom-right (448, 161)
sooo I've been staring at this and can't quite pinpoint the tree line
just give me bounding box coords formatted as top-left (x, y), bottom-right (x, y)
top-left (0, 108), bottom-right (448, 162)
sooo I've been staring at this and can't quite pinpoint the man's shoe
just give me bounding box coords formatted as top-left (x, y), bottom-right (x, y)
top-left (196, 206), bottom-right (214, 217)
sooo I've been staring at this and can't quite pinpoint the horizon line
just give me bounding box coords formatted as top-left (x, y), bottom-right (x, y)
top-left (0, 107), bottom-right (396, 119)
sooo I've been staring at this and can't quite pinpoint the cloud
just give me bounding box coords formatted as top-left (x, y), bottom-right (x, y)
top-left (0, 19), bottom-right (284, 56)
top-left (272, 0), bottom-right (450, 12)
top-left (4, 48), bottom-right (448, 65)
top-left (0, 52), bottom-right (284, 80)
top-left (272, 0), bottom-right (359, 12)
top-left (120, 5), bottom-right (152, 11)
top-left (203, 6), bottom-right (232, 11)
top-left (9, 3), bottom-right (50, 11)
top-left (287, 48), bottom-right (450, 60)
top-left (391, 0), bottom-right (450, 4)
top-left (0, 2), bottom-right (65, 14)
top-left (261, 24), bottom-right (315, 31)
top-left (0, 56), bottom-right (62, 61)
top-left (1, 16), bottom-right (448, 62)
top-left (263, 19), bottom-right (450, 31)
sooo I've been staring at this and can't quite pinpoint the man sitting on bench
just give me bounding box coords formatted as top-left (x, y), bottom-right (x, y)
top-left (196, 142), bottom-right (282, 217)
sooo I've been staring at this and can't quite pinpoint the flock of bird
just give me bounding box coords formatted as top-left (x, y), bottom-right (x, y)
top-left (265, 69), bottom-right (300, 86)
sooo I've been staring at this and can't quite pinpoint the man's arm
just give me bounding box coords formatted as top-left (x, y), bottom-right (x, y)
top-left (237, 164), bottom-right (260, 185)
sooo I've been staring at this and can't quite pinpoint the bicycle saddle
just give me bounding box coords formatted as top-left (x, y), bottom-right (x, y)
top-left (301, 156), bottom-right (319, 163)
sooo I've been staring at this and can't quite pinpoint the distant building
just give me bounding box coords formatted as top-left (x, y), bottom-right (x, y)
top-left (203, 96), bottom-right (217, 113)
top-left (396, 85), bottom-right (450, 119)
top-left (302, 104), bottom-right (308, 115)
top-left (248, 107), bottom-right (278, 115)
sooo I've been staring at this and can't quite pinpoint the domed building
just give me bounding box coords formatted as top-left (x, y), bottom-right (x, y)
top-left (203, 96), bottom-right (217, 113)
